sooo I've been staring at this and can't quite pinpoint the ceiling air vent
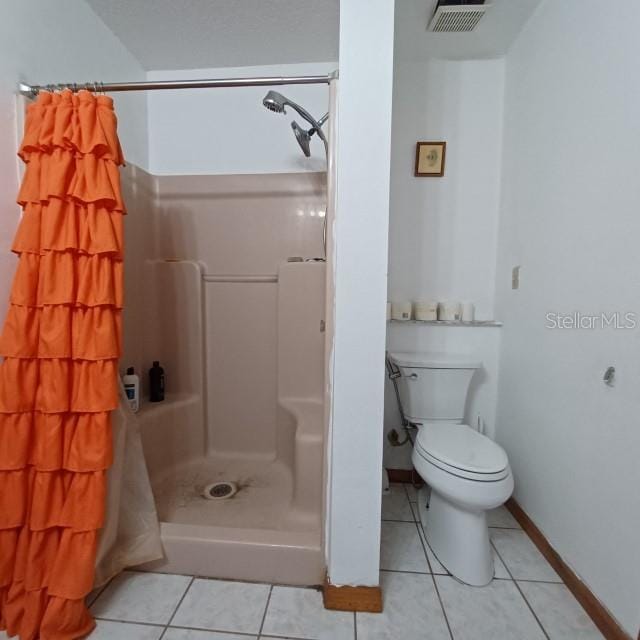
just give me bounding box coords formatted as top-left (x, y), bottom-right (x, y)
top-left (427, 0), bottom-right (491, 33)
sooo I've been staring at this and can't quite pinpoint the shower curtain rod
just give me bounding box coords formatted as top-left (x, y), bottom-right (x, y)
top-left (18, 74), bottom-right (334, 98)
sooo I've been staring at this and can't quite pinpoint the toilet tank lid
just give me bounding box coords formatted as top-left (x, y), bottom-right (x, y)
top-left (389, 351), bottom-right (482, 369)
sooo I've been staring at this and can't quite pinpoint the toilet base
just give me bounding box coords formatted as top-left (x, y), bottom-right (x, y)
top-left (418, 486), bottom-right (494, 586)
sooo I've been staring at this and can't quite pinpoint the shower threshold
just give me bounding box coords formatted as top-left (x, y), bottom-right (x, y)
top-left (142, 522), bottom-right (323, 585)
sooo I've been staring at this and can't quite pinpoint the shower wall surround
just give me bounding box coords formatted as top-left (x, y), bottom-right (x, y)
top-left (122, 166), bottom-right (326, 432)
top-left (121, 165), bottom-right (328, 583)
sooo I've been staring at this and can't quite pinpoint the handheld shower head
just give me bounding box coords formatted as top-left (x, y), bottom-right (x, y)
top-left (291, 121), bottom-right (312, 157)
top-left (262, 92), bottom-right (329, 260)
top-left (262, 90), bottom-right (288, 114)
top-left (262, 90), bottom-right (329, 159)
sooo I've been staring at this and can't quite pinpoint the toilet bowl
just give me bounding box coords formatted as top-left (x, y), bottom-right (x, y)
top-left (412, 422), bottom-right (513, 586)
top-left (389, 351), bottom-right (513, 587)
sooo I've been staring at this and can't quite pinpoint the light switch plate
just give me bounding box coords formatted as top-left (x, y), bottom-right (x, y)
top-left (512, 266), bottom-right (520, 290)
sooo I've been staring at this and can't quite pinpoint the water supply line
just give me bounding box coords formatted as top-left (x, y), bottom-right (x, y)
top-left (385, 354), bottom-right (417, 447)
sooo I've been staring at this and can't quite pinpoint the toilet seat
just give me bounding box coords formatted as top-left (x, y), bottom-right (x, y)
top-left (415, 423), bottom-right (509, 482)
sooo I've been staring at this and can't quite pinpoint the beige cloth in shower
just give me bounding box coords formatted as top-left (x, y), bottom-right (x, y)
top-left (94, 384), bottom-right (164, 587)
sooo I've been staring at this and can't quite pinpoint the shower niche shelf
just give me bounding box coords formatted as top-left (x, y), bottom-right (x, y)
top-left (388, 319), bottom-right (503, 327)
top-left (136, 392), bottom-right (200, 417)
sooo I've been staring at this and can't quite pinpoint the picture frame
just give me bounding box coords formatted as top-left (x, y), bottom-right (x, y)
top-left (414, 141), bottom-right (446, 177)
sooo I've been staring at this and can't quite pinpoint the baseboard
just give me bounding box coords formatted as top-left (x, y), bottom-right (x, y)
top-left (506, 498), bottom-right (632, 640)
top-left (323, 578), bottom-right (383, 613)
top-left (385, 467), bottom-right (423, 485)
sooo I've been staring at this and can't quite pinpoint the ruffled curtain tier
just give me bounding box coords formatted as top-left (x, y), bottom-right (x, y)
top-left (0, 90), bottom-right (125, 640)
top-left (10, 252), bottom-right (123, 308)
top-left (0, 359), bottom-right (119, 413)
top-left (0, 412), bottom-right (113, 472)
top-left (14, 201), bottom-right (124, 258)
top-left (0, 306), bottom-right (122, 360)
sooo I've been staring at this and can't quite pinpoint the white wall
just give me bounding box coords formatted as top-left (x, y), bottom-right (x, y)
top-left (0, 0), bottom-right (148, 322)
top-left (495, 1), bottom-right (640, 635)
top-left (325, 0), bottom-right (395, 587)
top-left (388, 59), bottom-right (504, 318)
top-left (147, 63), bottom-right (336, 175)
top-left (384, 30), bottom-right (505, 468)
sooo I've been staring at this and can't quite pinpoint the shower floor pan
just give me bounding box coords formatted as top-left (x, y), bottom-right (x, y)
top-left (141, 456), bottom-right (324, 585)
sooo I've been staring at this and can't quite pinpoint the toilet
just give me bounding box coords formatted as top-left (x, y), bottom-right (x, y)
top-left (389, 351), bottom-right (513, 587)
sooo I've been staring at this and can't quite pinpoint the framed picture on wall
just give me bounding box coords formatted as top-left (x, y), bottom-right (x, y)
top-left (414, 141), bottom-right (446, 177)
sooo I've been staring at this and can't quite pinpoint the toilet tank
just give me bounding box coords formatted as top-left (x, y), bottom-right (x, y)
top-left (389, 352), bottom-right (481, 424)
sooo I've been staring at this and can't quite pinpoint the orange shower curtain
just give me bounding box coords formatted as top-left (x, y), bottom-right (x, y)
top-left (0, 90), bottom-right (124, 639)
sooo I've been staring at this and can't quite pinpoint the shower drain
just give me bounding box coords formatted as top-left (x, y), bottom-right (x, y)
top-left (202, 481), bottom-right (238, 500)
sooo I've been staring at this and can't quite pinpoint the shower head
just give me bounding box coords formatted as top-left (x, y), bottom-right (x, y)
top-left (262, 90), bottom-right (288, 114)
top-left (262, 91), bottom-right (329, 158)
top-left (291, 112), bottom-right (329, 158)
top-left (291, 121), bottom-right (312, 157)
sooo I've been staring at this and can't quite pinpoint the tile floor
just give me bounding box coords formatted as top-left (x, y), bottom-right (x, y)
top-left (0, 483), bottom-right (604, 640)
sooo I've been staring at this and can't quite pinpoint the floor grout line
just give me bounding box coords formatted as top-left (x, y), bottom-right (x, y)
top-left (87, 576), bottom-right (116, 609)
top-left (380, 568), bottom-right (432, 575)
top-left (427, 569), bottom-right (455, 640)
top-left (383, 485), bottom-right (451, 639)
top-left (165, 575), bottom-right (195, 629)
top-left (410, 494), bottom-right (455, 640)
top-left (403, 482), bottom-right (423, 525)
top-left (256, 583), bottom-right (274, 639)
top-left (416, 521), bottom-right (453, 578)
top-left (93, 617), bottom-right (167, 628)
top-left (400, 482), bottom-right (412, 503)
top-left (168, 624), bottom-right (257, 637)
top-left (414, 522), bottom-right (435, 576)
top-left (260, 633), bottom-right (344, 640)
top-left (353, 610), bottom-right (358, 640)
top-left (123, 567), bottom-right (195, 578)
top-left (406, 483), bottom-right (439, 577)
top-left (261, 636), bottom-right (340, 640)
top-left (503, 577), bottom-right (569, 585)
top-left (119, 567), bottom-right (313, 591)
top-left (490, 541), bottom-right (552, 640)
top-left (381, 518), bottom-right (419, 523)
top-left (409, 484), bottom-right (436, 577)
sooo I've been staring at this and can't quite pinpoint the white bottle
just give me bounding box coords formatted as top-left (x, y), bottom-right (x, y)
top-left (123, 366), bottom-right (140, 413)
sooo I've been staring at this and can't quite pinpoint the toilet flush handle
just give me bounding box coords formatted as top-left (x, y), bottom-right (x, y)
top-left (408, 372), bottom-right (419, 380)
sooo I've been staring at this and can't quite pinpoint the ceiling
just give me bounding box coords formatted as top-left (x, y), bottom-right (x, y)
top-left (86, 0), bottom-right (543, 72)
top-left (85, 0), bottom-right (340, 71)
top-left (396, 0), bottom-right (544, 60)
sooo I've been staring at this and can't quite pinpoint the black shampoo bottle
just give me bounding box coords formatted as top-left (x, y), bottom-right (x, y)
top-left (149, 361), bottom-right (165, 402)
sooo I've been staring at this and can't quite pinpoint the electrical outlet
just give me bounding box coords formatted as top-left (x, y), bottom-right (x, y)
top-left (512, 266), bottom-right (520, 290)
